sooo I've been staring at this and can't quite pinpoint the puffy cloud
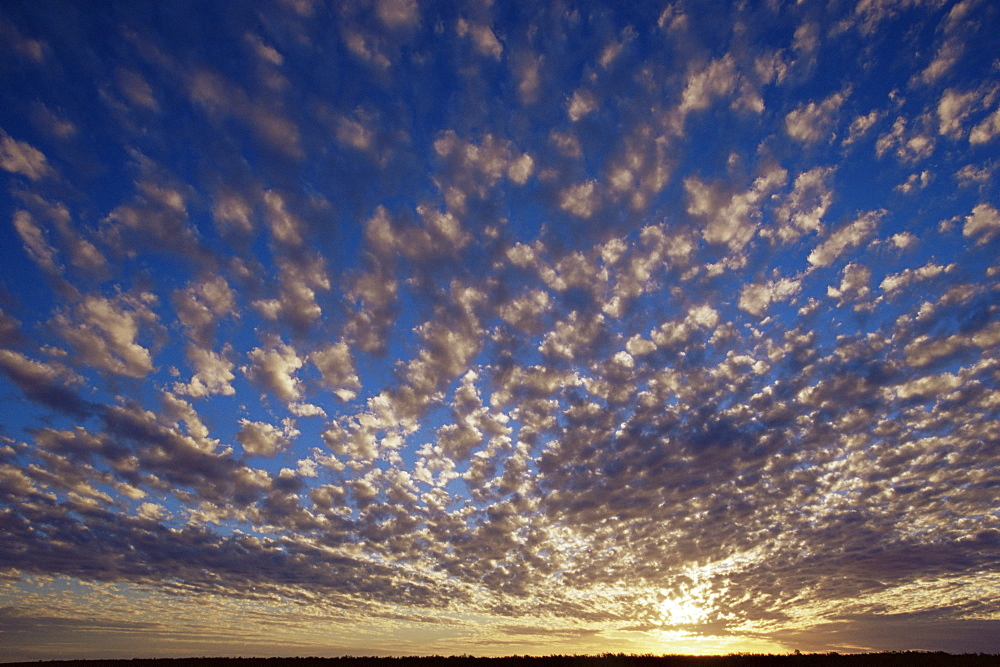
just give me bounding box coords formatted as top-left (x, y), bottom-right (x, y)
top-left (365, 204), bottom-right (470, 260)
top-left (970, 108), bottom-right (1000, 145)
top-left (456, 19), bottom-right (502, 60)
top-left (174, 345), bottom-right (236, 398)
top-left (311, 342), bottom-right (361, 402)
top-left (243, 341), bottom-right (304, 403)
top-left (54, 293), bottom-right (159, 378)
top-left (498, 289), bottom-right (550, 334)
top-left (567, 89), bottom-right (597, 122)
top-left (771, 166), bottom-right (834, 242)
top-left (0, 129), bottom-right (52, 180)
top-left (559, 180), bottom-right (598, 218)
top-left (539, 311), bottom-right (606, 361)
top-left (105, 178), bottom-right (202, 257)
top-left (678, 55), bottom-right (737, 115)
top-left (904, 321), bottom-right (1000, 367)
top-left (881, 262), bottom-right (954, 296)
top-left (738, 276), bottom-right (801, 316)
top-left (687, 166), bottom-right (787, 251)
top-left (172, 276), bottom-right (235, 346)
top-left (785, 91), bottom-right (846, 144)
top-left (236, 418), bottom-right (299, 457)
top-left (937, 88), bottom-right (979, 139)
top-left (3, 1), bottom-right (1000, 657)
top-left (433, 131), bottom-right (533, 210)
top-left (211, 188), bottom-right (255, 235)
top-left (894, 170), bottom-right (932, 194)
top-left (843, 110), bottom-right (882, 145)
top-left (962, 203), bottom-right (1000, 245)
top-left (876, 115), bottom-right (936, 163)
top-left (376, 0), bottom-right (419, 29)
top-left (808, 210), bottom-right (883, 267)
top-left (827, 262), bottom-right (872, 309)
top-left (13, 210), bottom-right (62, 278)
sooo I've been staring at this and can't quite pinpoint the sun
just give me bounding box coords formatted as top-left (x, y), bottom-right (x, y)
top-left (657, 593), bottom-right (708, 625)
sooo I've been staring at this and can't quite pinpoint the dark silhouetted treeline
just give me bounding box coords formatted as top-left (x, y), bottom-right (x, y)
top-left (4, 653), bottom-right (999, 667)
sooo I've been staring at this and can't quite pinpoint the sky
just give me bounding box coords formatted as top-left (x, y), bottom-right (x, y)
top-left (0, 0), bottom-right (999, 660)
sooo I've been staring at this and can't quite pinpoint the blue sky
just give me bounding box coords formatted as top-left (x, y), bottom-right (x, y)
top-left (1, 0), bottom-right (999, 660)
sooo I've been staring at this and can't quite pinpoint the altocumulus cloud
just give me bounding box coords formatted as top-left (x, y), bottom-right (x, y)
top-left (0, 0), bottom-right (999, 660)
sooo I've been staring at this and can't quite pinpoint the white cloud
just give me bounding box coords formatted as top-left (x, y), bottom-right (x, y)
top-left (785, 91), bottom-right (846, 144)
top-left (808, 210), bottom-right (882, 267)
top-left (881, 262), bottom-right (953, 296)
top-left (679, 55), bottom-right (737, 115)
top-left (376, 0), bottom-right (419, 29)
top-left (827, 262), bottom-right (872, 308)
top-left (687, 167), bottom-right (787, 251)
top-left (13, 210), bottom-right (62, 277)
top-left (937, 88), bottom-right (979, 138)
top-left (772, 166), bottom-right (834, 242)
top-left (174, 345), bottom-right (236, 398)
top-left (567, 89), bottom-right (597, 122)
top-left (738, 277), bottom-right (801, 316)
top-left (0, 130), bottom-right (52, 180)
top-left (55, 293), bottom-right (159, 378)
top-left (237, 418), bottom-right (299, 457)
top-left (456, 19), bottom-right (502, 60)
top-left (243, 342), bottom-right (304, 403)
top-left (559, 180), bottom-right (598, 218)
top-left (894, 170), bottom-right (932, 194)
top-left (311, 342), bottom-right (361, 402)
top-left (970, 108), bottom-right (1000, 145)
top-left (844, 110), bottom-right (882, 145)
top-left (173, 276), bottom-right (235, 346)
top-left (962, 203), bottom-right (1000, 245)
top-left (877, 115), bottom-right (936, 163)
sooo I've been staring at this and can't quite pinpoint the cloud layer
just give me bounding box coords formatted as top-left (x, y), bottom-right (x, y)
top-left (0, 0), bottom-right (998, 659)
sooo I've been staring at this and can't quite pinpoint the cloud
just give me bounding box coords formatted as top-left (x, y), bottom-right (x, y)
top-left (559, 180), bottom-right (598, 218)
top-left (785, 91), bottom-right (846, 144)
top-left (0, 130), bottom-right (52, 180)
top-left (376, 0), bottom-right (419, 29)
top-left (808, 210), bottom-right (883, 267)
top-left (970, 108), bottom-right (1000, 145)
top-left (2, 1), bottom-right (1000, 658)
top-left (881, 262), bottom-right (954, 296)
top-left (827, 262), bottom-right (872, 309)
top-left (0, 350), bottom-right (91, 417)
top-left (105, 177), bottom-right (204, 259)
top-left (13, 210), bottom-right (63, 278)
top-left (738, 276), bottom-right (802, 316)
top-left (457, 18), bottom-right (502, 60)
top-left (687, 167), bottom-right (787, 251)
top-left (174, 345), bottom-right (236, 398)
top-left (876, 115), bottom-right (936, 163)
top-left (771, 166), bottom-right (834, 242)
top-left (937, 88), bottom-right (979, 139)
top-left (844, 110), bottom-right (882, 145)
top-left (679, 55), bottom-right (738, 115)
top-left (54, 293), bottom-right (160, 378)
top-left (567, 89), bottom-right (597, 122)
top-left (172, 276), bottom-right (235, 347)
top-left (311, 342), bottom-right (362, 402)
top-left (243, 341), bottom-right (304, 404)
top-left (236, 418), bottom-right (299, 457)
top-left (962, 202), bottom-right (1000, 245)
